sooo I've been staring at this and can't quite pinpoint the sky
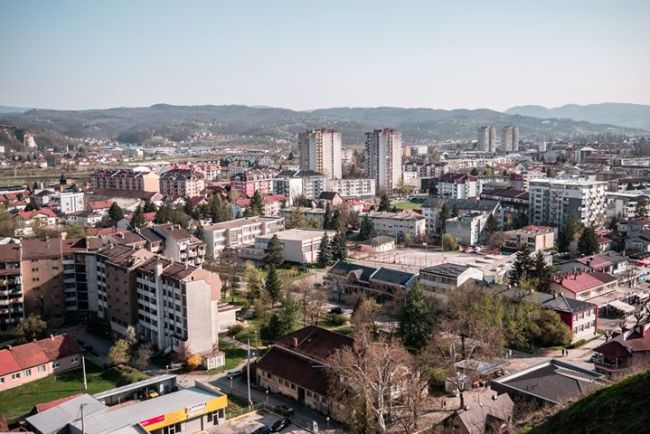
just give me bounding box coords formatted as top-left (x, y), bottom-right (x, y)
top-left (1, 0), bottom-right (649, 112)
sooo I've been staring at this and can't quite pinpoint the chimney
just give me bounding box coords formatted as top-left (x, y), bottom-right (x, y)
top-left (50, 335), bottom-right (54, 340)
top-left (292, 337), bottom-right (298, 348)
top-left (640, 323), bottom-right (648, 338)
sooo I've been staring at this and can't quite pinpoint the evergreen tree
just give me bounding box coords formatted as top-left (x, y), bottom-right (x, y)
top-left (377, 192), bottom-right (391, 212)
top-left (332, 230), bottom-right (348, 261)
top-left (509, 244), bottom-right (534, 286)
top-left (265, 265), bottom-right (283, 306)
top-left (288, 151), bottom-right (295, 161)
top-left (485, 213), bottom-right (498, 235)
top-left (143, 200), bottom-right (157, 213)
top-left (470, 167), bottom-right (479, 176)
top-left (359, 214), bottom-right (376, 241)
top-left (183, 199), bottom-right (195, 219)
top-left (331, 208), bottom-right (344, 231)
top-left (108, 202), bottom-right (124, 224)
top-left (323, 202), bottom-right (333, 229)
top-left (578, 226), bottom-right (600, 256)
top-left (438, 203), bottom-right (450, 233)
top-left (264, 234), bottom-right (284, 266)
top-left (285, 207), bottom-right (308, 229)
top-left (513, 212), bottom-right (529, 229)
top-left (533, 251), bottom-right (552, 293)
top-left (398, 284), bottom-right (435, 353)
top-left (131, 205), bottom-right (147, 229)
top-left (317, 233), bottom-right (332, 267)
top-left (250, 190), bottom-right (265, 216)
top-left (558, 214), bottom-right (582, 252)
top-left (261, 294), bottom-right (301, 340)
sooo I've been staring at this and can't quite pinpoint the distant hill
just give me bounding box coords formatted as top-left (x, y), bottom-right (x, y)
top-left (0, 104), bottom-right (646, 146)
top-left (506, 103), bottom-right (650, 131)
top-left (0, 105), bottom-right (31, 114)
top-left (529, 369), bottom-right (650, 434)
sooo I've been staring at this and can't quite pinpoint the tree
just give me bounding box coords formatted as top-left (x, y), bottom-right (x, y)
top-left (243, 261), bottom-right (264, 303)
top-left (359, 214), bottom-right (376, 241)
top-left (487, 231), bottom-right (507, 250)
top-left (131, 205), bottom-right (147, 228)
top-left (328, 331), bottom-right (411, 434)
top-left (65, 223), bottom-right (87, 238)
top-left (143, 200), bottom-right (157, 213)
top-left (249, 190), bottom-right (265, 216)
top-left (351, 296), bottom-right (380, 333)
top-left (292, 195), bottom-right (312, 208)
top-left (509, 244), bottom-right (534, 286)
top-left (323, 202), bottom-right (333, 229)
top-left (438, 203), bottom-right (450, 233)
top-left (513, 211), bottom-right (528, 229)
top-left (398, 283), bottom-right (436, 353)
top-left (288, 151), bottom-right (295, 160)
top-left (485, 213), bottom-right (498, 235)
top-left (442, 233), bottom-right (458, 251)
top-left (264, 234), bottom-right (284, 266)
top-left (636, 197), bottom-right (649, 217)
top-left (285, 207), bottom-right (309, 229)
top-left (332, 230), bottom-right (347, 261)
top-left (378, 192), bottom-right (391, 212)
top-left (24, 201), bottom-right (39, 212)
top-left (533, 251), bottom-right (552, 293)
top-left (558, 213), bottom-right (582, 253)
top-left (0, 204), bottom-right (17, 237)
top-left (108, 202), bottom-right (124, 224)
top-left (14, 314), bottom-right (48, 343)
top-left (265, 265), bottom-right (283, 306)
top-left (317, 233), bottom-right (332, 267)
top-left (107, 339), bottom-right (133, 366)
top-left (261, 294), bottom-right (301, 340)
top-left (134, 344), bottom-right (152, 370)
top-left (578, 226), bottom-right (600, 256)
top-left (470, 167), bottom-right (479, 176)
top-left (627, 182), bottom-right (635, 191)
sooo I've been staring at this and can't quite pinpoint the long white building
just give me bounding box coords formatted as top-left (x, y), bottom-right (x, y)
top-left (529, 177), bottom-right (607, 230)
top-left (299, 129), bottom-right (342, 180)
top-left (364, 129), bottom-right (402, 193)
top-left (326, 178), bottom-right (376, 198)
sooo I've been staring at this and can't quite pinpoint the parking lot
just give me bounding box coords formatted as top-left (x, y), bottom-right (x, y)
top-left (209, 411), bottom-right (308, 434)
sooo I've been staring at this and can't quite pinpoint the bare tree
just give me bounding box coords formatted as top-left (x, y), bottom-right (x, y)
top-left (350, 295), bottom-right (380, 334)
top-left (328, 330), bottom-right (411, 433)
top-left (291, 283), bottom-right (327, 326)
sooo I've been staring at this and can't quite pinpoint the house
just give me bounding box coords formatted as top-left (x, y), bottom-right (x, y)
top-left (419, 263), bottom-right (484, 294)
top-left (503, 225), bottom-right (555, 252)
top-left (490, 359), bottom-right (605, 406)
top-left (325, 261), bottom-right (418, 302)
top-left (593, 323), bottom-right (650, 378)
top-left (433, 388), bottom-right (514, 434)
top-left (256, 326), bottom-right (353, 415)
top-left (522, 292), bottom-right (598, 343)
top-left (0, 334), bottom-right (82, 392)
top-left (14, 208), bottom-right (57, 236)
top-left (66, 210), bottom-right (105, 227)
top-left (233, 194), bottom-right (286, 217)
top-left (318, 191), bottom-right (343, 207)
top-left (550, 271), bottom-right (618, 302)
top-left (115, 212), bottom-right (156, 229)
top-left (357, 235), bottom-right (396, 253)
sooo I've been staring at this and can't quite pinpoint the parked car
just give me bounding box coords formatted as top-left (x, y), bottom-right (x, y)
top-left (329, 307), bottom-right (344, 315)
top-left (227, 369), bottom-right (242, 379)
top-left (271, 418), bottom-right (291, 432)
top-left (252, 426), bottom-right (272, 434)
top-left (274, 405), bottom-right (295, 417)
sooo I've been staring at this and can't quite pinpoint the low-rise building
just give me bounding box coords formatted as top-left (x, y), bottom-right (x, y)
top-left (203, 216), bottom-right (285, 258)
top-left (444, 213), bottom-right (488, 246)
top-left (230, 169), bottom-right (275, 198)
top-left (242, 229), bottom-right (334, 264)
top-left (522, 292), bottom-right (598, 343)
top-left (593, 323), bottom-right (650, 378)
top-left (365, 211), bottom-right (426, 241)
top-left (326, 261), bottom-right (418, 302)
top-left (550, 270), bottom-right (618, 302)
top-left (419, 263), bottom-right (484, 293)
top-left (504, 225), bottom-right (555, 252)
top-left (0, 334), bottom-right (81, 392)
top-left (325, 178), bottom-right (376, 198)
top-left (152, 224), bottom-right (206, 267)
top-left (357, 235), bottom-right (396, 253)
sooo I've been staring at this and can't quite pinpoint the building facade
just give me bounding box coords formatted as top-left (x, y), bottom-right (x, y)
top-left (365, 211), bottom-right (426, 241)
top-left (478, 126), bottom-right (496, 152)
top-left (202, 216), bottom-right (285, 258)
top-left (299, 129), bottom-right (342, 180)
top-left (325, 178), bottom-right (376, 198)
top-left (364, 129), bottom-right (402, 193)
top-left (90, 169), bottom-right (160, 193)
top-left (160, 168), bottom-right (205, 198)
top-left (501, 126), bottom-right (519, 152)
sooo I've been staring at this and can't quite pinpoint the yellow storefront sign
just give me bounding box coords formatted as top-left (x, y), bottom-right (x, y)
top-left (139, 396), bottom-right (227, 432)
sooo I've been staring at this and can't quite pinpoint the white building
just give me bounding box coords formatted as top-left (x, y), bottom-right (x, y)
top-left (365, 211), bottom-right (426, 241)
top-left (437, 173), bottom-right (480, 199)
top-left (243, 229), bottom-right (335, 264)
top-left (444, 213), bottom-right (488, 246)
top-left (325, 178), bottom-right (376, 198)
top-left (364, 129), bottom-right (403, 193)
top-left (419, 263), bottom-right (484, 293)
top-left (202, 216), bottom-right (285, 258)
top-left (274, 170), bottom-right (326, 204)
top-left (299, 129), bottom-right (342, 180)
top-left (605, 191), bottom-right (649, 219)
top-left (501, 126), bottom-right (519, 152)
top-left (529, 177), bottom-right (607, 230)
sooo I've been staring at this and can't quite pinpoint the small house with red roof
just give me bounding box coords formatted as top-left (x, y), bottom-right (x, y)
top-left (550, 270), bottom-right (618, 302)
top-left (0, 334), bottom-right (82, 392)
top-left (115, 212), bottom-right (156, 229)
top-left (13, 208), bottom-right (57, 236)
top-left (233, 194), bottom-right (286, 216)
top-left (594, 323), bottom-right (650, 378)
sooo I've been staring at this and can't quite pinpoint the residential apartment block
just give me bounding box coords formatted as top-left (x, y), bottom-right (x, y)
top-left (299, 129), bottom-right (342, 180)
top-left (501, 126), bottom-right (519, 152)
top-left (274, 170), bottom-right (326, 204)
top-left (230, 169), bottom-right (276, 198)
top-left (159, 168), bottom-right (206, 198)
top-left (242, 229), bottom-right (334, 264)
top-left (364, 129), bottom-right (402, 193)
top-left (151, 224), bottom-right (205, 267)
top-left (0, 243), bottom-right (23, 330)
top-left (90, 168), bottom-right (160, 193)
top-left (478, 125), bottom-right (496, 152)
top-left (529, 177), bottom-right (607, 230)
top-left (437, 173), bottom-right (480, 199)
top-left (504, 225), bottom-right (555, 252)
top-left (202, 216), bottom-right (285, 258)
top-left (325, 178), bottom-right (376, 198)
top-left (364, 211), bottom-right (426, 241)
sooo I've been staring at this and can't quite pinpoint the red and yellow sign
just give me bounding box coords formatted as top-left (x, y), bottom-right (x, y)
top-left (138, 396), bottom-right (228, 432)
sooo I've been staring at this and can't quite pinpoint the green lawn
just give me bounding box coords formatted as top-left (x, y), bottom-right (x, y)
top-left (234, 318), bottom-right (265, 347)
top-left (0, 362), bottom-right (147, 424)
top-left (394, 200), bottom-right (423, 211)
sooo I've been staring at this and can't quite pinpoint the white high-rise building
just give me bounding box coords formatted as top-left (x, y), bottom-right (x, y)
top-left (501, 126), bottom-right (519, 152)
top-left (478, 126), bottom-right (497, 152)
top-left (364, 129), bottom-right (403, 193)
top-left (529, 177), bottom-right (607, 230)
top-left (298, 129), bottom-right (342, 180)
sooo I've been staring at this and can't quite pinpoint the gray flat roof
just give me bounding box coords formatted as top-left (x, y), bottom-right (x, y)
top-left (27, 394), bottom-right (106, 434)
top-left (204, 216), bottom-right (282, 230)
top-left (92, 374), bottom-right (176, 401)
top-left (73, 387), bottom-right (222, 433)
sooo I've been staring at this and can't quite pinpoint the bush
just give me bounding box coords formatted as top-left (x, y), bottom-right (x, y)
top-left (186, 353), bottom-right (202, 370)
top-left (228, 324), bottom-right (245, 337)
top-left (567, 339), bottom-right (587, 349)
top-left (328, 313), bottom-right (347, 326)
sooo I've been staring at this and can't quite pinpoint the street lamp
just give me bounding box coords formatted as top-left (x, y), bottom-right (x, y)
top-left (265, 389), bottom-right (269, 407)
top-left (326, 416), bottom-right (330, 430)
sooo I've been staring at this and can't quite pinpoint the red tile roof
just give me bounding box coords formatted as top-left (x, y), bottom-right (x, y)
top-left (553, 271), bottom-right (616, 294)
top-left (36, 334), bottom-right (82, 361)
top-left (8, 341), bottom-right (50, 369)
top-left (34, 393), bottom-right (83, 413)
top-left (17, 208), bottom-right (56, 220)
top-left (0, 334), bottom-right (81, 376)
top-left (0, 350), bottom-right (21, 376)
top-left (88, 199), bottom-right (113, 211)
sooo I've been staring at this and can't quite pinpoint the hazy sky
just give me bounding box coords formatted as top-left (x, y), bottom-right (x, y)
top-left (1, 0), bottom-right (649, 111)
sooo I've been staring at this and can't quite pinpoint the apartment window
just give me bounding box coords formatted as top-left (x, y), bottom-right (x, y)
top-left (71, 357), bottom-right (80, 364)
top-left (11, 373), bottom-right (20, 380)
top-left (24, 369), bottom-right (31, 377)
top-left (0, 377), bottom-right (3, 383)
top-left (53, 361), bottom-right (61, 369)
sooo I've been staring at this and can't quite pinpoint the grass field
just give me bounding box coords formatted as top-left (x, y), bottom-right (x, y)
top-left (394, 200), bottom-right (423, 210)
top-left (0, 362), bottom-right (147, 424)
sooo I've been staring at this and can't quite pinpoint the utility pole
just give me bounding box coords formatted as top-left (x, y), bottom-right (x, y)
top-left (80, 404), bottom-right (86, 434)
top-left (247, 338), bottom-right (252, 407)
top-left (82, 356), bottom-right (88, 391)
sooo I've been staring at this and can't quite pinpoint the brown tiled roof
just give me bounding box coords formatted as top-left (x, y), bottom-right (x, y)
top-left (0, 243), bottom-right (20, 263)
top-left (98, 244), bottom-right (153, 268)
top-left (21, 238), bottom-right (62, 260)
top-left (36, 334), bottom-right (82, 360)
top-left (274, 326), bottom-right (353, 363)
top-left (256, 347), bottom-right (331, 396)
